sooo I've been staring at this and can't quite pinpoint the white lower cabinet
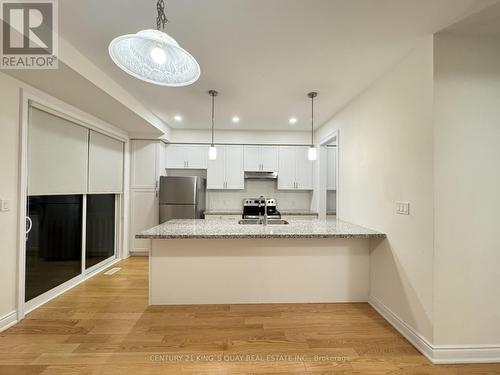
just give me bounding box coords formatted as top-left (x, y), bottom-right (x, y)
top-left (278, 146), bottom-right (313, 190)
top-left (207, 146), bottom-right (244, 190)
top-left (282, 215), bottom-right (317, 221)
top-left (204, 214), bottom-right (241, 221)
top-left (130, 190), bottom-right (158, 254)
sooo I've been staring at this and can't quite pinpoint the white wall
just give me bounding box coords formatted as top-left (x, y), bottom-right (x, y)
top-left (0, 72), bottom-right (22, 323)
top-left (169, 129), bottom-right (310, 145)
top-left (433, 34), bottom-right (500, 346)
top-left (315, 37), bottom-right (435, 342)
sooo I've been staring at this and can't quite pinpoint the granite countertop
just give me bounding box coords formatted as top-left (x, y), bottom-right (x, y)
top-left (136, 218), bottom-right (385, 240)
top-left (204, 210), bottom-right (319, 216)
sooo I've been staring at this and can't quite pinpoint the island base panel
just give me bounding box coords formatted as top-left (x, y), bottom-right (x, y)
top-left (150, 238), bottom-right (370, 305)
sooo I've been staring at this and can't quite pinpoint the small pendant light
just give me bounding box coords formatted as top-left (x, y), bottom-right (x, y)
top-left (208, 90), bottom-right (218, 160)
top-left (308, 92), bottom-right (318, 161)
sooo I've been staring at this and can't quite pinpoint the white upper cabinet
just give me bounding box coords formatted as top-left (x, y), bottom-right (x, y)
top-left (131, 140), bottom-right (159, 189)
top-left (243, 146), bottom-right (261, 171)
top-left (294, 146), bottom-right (314, 190)
top-left (244, 146), bottom-right (278, 172)
top-left (261, 146), bottom-right (279, 172)
top-left (277, 147), bottom-right (296, 190)
top-left (207, 146), bottom-right (244, 190)
top-left (28, 107), bottom-right (89, 195)
top-left (225, 146), bottom-right (245, 189)
top-left (207, 147), bottom-right (226, 189)
top-left (278, 146), bottom-right (313, 190)
top-left (88, 131), bottom-right (124, 193)
top-left (327, 147), bottom-right (337, 190)
top-left (165, 144), bottom-right (208, 169)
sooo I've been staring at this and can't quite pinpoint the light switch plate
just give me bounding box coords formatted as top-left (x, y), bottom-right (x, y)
top-left (0, 199), bottom-right (11, 212)
top-left (396, 201), bottom-right (410, 215)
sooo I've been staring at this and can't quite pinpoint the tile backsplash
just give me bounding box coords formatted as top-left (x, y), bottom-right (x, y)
top-left (206, 180), bottom-right (312, 211)
top-left (165, 170), bottom-right (313, 211)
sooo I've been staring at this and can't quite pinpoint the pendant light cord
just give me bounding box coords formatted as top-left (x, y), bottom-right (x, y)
top-left (209, 90), bottom-right (218, 146)
top-left (311, 95), bottom-right (314, 146)
top-left (156, 0), bottom-right (168, 30)
top-left (308, 92), bottom-right (318, 146)
top-left (211, 94), bottom-right (215, 146)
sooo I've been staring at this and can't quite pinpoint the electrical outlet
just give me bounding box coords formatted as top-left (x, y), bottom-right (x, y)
top-left (0, 199), bottom-right (11, 212)
top-left (396, 201), bottom-right (410, 215)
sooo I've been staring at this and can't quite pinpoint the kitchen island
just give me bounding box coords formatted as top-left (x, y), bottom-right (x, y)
top-left (137, 218), bottom-right (385, 305)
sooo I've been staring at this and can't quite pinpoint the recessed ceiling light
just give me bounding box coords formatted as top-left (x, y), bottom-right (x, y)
top-left (289, 117), bottom-right (298, 125)
top-left (174, 115), bottom-right (183, 122)
top-left (232, 116), bottom-right (240, 124)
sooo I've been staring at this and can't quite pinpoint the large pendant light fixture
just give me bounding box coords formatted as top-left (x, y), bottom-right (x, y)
top-left (208, 90), bottom-right (218, 160)
top-left (308, 91), bottom-right (318, 161)
top-left (108, 0), bottom-right (200, 87)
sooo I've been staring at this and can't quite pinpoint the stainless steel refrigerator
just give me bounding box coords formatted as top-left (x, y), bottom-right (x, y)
top-left (159, 176), bottom-right (206, 223)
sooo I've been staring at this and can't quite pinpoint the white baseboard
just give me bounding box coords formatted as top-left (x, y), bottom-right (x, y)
top-left (368, 296), bottom-right (434, 362)
top-left (0, 311), bottom-right (18, 332)
top-left (129, 249), bottom-right (149, 256)
top-left (369, 296), bottom-right (500, 364)
top-left (432, 345), bottom-right (500, 364)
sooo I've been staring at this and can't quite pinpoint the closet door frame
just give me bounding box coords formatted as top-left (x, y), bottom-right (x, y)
top-left (18, 88), bottom-right (130, 320)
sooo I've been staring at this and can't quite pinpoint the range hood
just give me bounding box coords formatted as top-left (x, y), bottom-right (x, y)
top-left (244, 171), bottom-right (278, 180)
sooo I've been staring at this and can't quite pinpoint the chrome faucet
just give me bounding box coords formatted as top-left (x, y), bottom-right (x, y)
top-left (260, 196), bottom-right (268, 226)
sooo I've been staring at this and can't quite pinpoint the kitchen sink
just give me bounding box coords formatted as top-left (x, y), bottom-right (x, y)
top-left (238, 219), bottom-right (289, 225)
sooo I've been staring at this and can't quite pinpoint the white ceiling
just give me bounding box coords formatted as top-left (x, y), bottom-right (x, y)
top-left (441, 1), bottom-right (500, 36)
top-left (54, 0), bottom-right (496, 132)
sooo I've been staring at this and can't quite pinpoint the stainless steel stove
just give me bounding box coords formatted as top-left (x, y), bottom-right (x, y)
top-left (242, 197), bottom-right (281, 219)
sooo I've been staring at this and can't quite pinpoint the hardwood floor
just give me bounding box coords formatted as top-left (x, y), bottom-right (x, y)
top-left (1, 257), bottom-right (499, 374)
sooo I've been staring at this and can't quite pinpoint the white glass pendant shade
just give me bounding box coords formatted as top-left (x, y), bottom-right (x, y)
top-left (109, 29), bottom-right (200, 87)
top-left (308, 146), bottom-right (317, 161)
top-left (208, 145), bottom-right (217, 160)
